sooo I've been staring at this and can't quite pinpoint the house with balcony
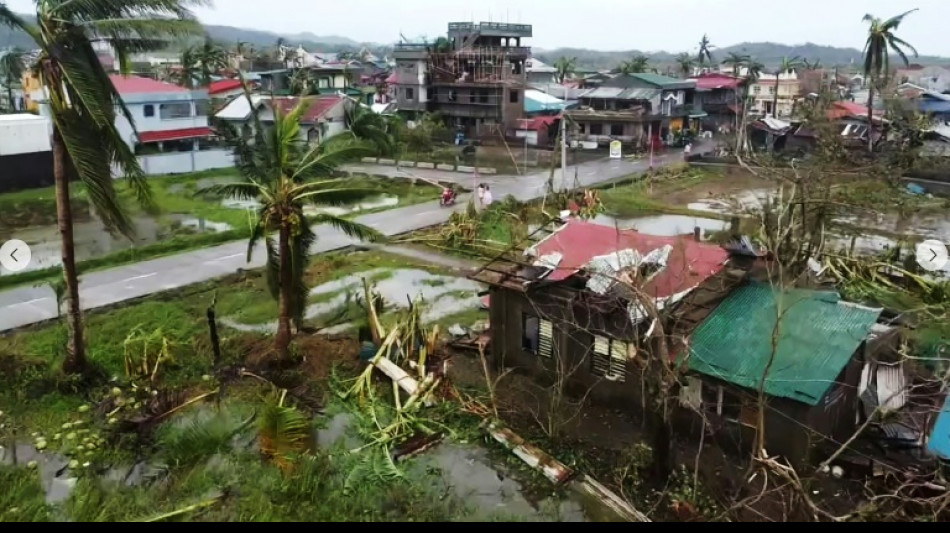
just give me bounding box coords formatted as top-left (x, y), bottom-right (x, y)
top-left (392, 21), bottom-right (532, 138)
top-left (690, 72), bottom-right (745, 131)
top-left (565, 72), bottom-right (699, 148)
top-left (750, 70), bottom-right (801, 119)
top-left (107, 75), bottom-right (233, 176)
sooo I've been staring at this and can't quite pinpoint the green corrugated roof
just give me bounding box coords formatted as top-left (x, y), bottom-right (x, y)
top-left (685, 283), bottom-right (882, 406)
top-left (629, 72), bottom-right (695, 90)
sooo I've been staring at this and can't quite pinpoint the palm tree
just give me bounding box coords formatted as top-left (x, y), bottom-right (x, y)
top-left (553, 56), bottom-right (576, 84)
top-left (176, 47), bottom-right (199, 89)
top-left (722, 52), bottom-right (750, 77)
top-left (862, 10), bottom-right (919, 151)
top-left (0, 47), bottom-right (23, 111)
top-left (207, 100), bottom-right (382, 361)
top-left (0, 1), bottom-right (202, 373)
top-left (619, 55), bottom-right (650, 75)
top-left (697, 34), bottom-right (714, 69)
top-left (771, 56), bottom-right (802, 117)
top-left (802, 58), bottom-right (823, 70)
top-left (195, 37), bottom-right (227, 86)
top-left (343, 103), bottom-right (395, 155)
top-left (675, 52), bottom-right (695, 78)
top-left (745, 59), bottom-right (765, 82)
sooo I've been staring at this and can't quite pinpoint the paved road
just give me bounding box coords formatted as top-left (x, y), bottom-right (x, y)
top-left (0, 147), bottom-right (691, 332)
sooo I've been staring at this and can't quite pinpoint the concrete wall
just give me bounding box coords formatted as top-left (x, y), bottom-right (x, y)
top-left (136, 149), bottom-right (234, 176)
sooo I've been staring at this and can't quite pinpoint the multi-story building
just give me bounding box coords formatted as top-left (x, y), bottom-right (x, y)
top-left (566, 72), bottom-right (699, 148)
top-left (749, 70), bottom-right (801, 119)
top-left (393, 21), bottom-right (532, 137)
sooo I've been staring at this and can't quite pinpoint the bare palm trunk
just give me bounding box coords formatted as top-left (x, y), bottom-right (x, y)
top-left (772, 74), bottom-right (780, 117)
top-left (275, 225), bottom-right (294, 360)
top-left (6, 86), bottom-right (13, 111)
top-left (866, 80), bottom-right (875, 152)
top-left (55, 128), bottom-right (86, 373)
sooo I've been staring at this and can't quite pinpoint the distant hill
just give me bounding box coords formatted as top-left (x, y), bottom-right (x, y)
top-left (0, 13), bottom-right (371, 53)
top-left (535, 42), bottom-right (950, 72)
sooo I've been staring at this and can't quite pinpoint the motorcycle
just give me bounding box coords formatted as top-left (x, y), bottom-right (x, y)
top-left (440, 192), bottom-right (457, 207)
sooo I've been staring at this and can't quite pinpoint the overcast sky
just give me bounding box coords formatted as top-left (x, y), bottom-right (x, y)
top-left (6, 0), bottom-right (947, 55)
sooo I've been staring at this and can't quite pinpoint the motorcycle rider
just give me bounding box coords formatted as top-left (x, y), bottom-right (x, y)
top-left (441, 186), bottom-right (456, 206)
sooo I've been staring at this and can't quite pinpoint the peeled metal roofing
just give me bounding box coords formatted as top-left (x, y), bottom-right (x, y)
top-left (584, 87), bottom-right (625, 99)
top-left (685, 283), bottom-right (882, 406)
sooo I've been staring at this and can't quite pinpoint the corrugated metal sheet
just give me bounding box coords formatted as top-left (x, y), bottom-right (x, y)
top-left (877, 364), bottom-right (908, 412)
top-left (927, 395), bottom-right (950, 460)
top-left (685, 283), bottom-right (882, 406)
top-left (584, 87), bottom-right (625, 99)
top-left (619, 88), bottom-right (660, 100)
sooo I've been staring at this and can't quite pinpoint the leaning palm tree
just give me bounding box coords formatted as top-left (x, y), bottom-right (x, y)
top-left (697, 34), bottom-right (714, 69)
top-left (862, 10), bottom-right (919, 152)
top-left (342, 103), bottom-right (395, 155)
top-left (176, 47), bottom-right (200, 89)
top-left (207, 98), bottom-right (382, 361)
top-left (675, 52), bottom-right (695, 78)
top-left (722, 52), bottom-right (749, 77)
top-left (771, 56), bottom-right (802, 117)
top-left (195, 37), bottom-right (227, 86)
top-left (0, 1), bottom-right (203, 373)
top-left (745, 58), bottom-right (765, 83)
top-left (553, 56), bottom-right (576, 84)
top-left (0, 47), bottom-right (23, 111)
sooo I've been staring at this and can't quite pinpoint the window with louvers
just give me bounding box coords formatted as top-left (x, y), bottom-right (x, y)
top-left (591, 336), bottom-right (629, 382)
top-left (538, 319), bottom-right (554, 358)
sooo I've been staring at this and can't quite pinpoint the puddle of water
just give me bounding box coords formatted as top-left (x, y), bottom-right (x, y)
top-left (2, 214), bottom-right (231, 276)
top-left (221, 268), bottom-right (483, 333)
top-left (312, 413), bottom-right (588, 521)
top-left (222, 195), bottom-right (400, 217)
top-left (414, 443), bottom-right (588, 522)
top-left (2, 443), bottom-right (76, 504)
top-left (314, 413), bottom-right (362, 450)
top-left (590, 214), bottom-right (728, 239)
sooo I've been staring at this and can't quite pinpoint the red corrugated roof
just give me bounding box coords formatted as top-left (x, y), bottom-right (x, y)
top-left (533, 219), bottom-right (729, 298)
top-left (827, 101), bottom-right (881, 121)
top-left (692, 73), bottom-right (743, 91)
top-left (519, 115), bottom-right (559, 131)
top-left (270, 95), bottom-right (345, 123)
top-left (138, 127), bottom-right (214, 143)
top-left (109, 74), bottom-right (188, 94)
top-left (208, 79), bottom-right (243, 95)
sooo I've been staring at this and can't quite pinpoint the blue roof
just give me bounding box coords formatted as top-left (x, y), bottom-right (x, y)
top-left (928, 395), bottom-right (950, 461)
top-left (525, 89), bottom-right (566, 114)
top-left (918, 99), bottom-right (950, 114)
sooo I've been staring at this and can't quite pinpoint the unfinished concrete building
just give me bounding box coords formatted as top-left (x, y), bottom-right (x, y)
top-left (393, 22), bottom-right (532, 138)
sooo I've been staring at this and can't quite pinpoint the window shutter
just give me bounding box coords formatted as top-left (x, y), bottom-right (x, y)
top-left (592, 336), bottom-right (611, 377)
top-left (538, 319), bottom-right (554, 358)
top-left (608, 340), bottom-right (628, 383)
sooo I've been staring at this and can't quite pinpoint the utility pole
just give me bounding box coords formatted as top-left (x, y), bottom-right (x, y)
top-left (560, 114), bottom-right (568, 192)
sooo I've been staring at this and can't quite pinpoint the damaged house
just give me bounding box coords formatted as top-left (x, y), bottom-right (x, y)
top-left (678, 283), bottom-right (886, 467)
top-left (471, 218), bottom-right (735, 408)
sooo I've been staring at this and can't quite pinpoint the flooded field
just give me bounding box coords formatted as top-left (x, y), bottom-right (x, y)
top-left (1, 214), bottom-right (233, 276)
top-left (220, 268), bottom-right (484, 333)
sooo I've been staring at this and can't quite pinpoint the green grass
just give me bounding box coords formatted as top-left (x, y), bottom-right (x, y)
top-left (0, 171), bottom-right (439, 291)
top-left (597, 166), bottom-right (728, 219)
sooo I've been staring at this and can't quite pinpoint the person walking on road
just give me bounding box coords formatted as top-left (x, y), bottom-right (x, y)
top-left (476, 183), bottom-right (486, 207)
top-left (482, 185), bottom-right (494, 207)
top-left (683, 142), bottom-right (693, 161)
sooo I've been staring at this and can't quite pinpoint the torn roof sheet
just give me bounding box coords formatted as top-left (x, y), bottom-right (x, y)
top-left (530, 219), bottom-right (729, 299)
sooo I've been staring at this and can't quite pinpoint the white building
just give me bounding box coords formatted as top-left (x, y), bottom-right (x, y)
top-left (215, 94), bottom-right (349, 145)
top-left (108, 75), bottom-right (233, 175)
top-left (0, 114), bottom-right (54, 192)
